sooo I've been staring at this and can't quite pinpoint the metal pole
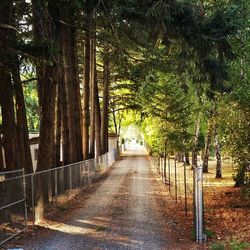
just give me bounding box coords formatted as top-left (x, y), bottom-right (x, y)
top-left (168, 157), bottom-right (171, 192)
top-left (184, 161), bottom-right (187, 216)
top-left (31, 174), bottom-right (35, 226)
top-left (175, 158), bottom-right (177, 203)
top-left (69, 166), bottom-right (72, 190)
top-left (55, 169), bottom-right (58, 202)
top-left (195, 165), bottom-right (205, 243)
top-left (22, 169), bottom-right (28, 227)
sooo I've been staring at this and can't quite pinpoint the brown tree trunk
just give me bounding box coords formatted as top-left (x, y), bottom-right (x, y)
top-left (94, 43), bottom-right (102, 157)
top-left (60, 64), bottom-right (71, 166)
top-left (101, 46), bottom-right (110, 154)
top-left (0, 0), bottom-right (19, 171)
top-left (82, 16), bottom-right (91, 160)
top-left (214, 126), bottom-right (222, 178)
top-left (64, 26), bottom-right (83, 163)
top-left (32, 0), bottom-right (57, 222)
top-left (192, 115), bottom-right (200, 169)
top-left (0, 134), bottom-right (4, 171)
top-left (89, 38), bottom-right (95, 159)
top-left (185, 152), bottom-right (190, 165)
top-left (55, 84), bottom-right (61, 167)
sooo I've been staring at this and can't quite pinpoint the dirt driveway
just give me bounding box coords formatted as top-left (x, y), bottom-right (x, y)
top-left (23, 144), bottom-right (191, 250)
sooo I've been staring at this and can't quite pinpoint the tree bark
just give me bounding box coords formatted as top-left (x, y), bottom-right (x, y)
top-left (0, 134), bottom-right (4, 171)
top-left (101, 46), bottom-right (110, 154)
top-left (55, 84), bottom-right (61, 167)
top-left (82, 16), bottom-right (91, 160)
top-left (94, 44), bottom-right (102, 157)
top-left (192, 115), bottom-right (200, 169)
top-left (64, 25), bottom-right (83, 163)
top-left (203, 120), bottom-right (213, 173)
top-left (185, 152), bottom-right (190, 165)
top-left (214, 126), bottom-right (222, 178)
top-left (89, 38), bottom-right (95, 159)
top-left (0, 0), bottom-right (19, 171)
top-left (32, 0), bottom-right (57, 222)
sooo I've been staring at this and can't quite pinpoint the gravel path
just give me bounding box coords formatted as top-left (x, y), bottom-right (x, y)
top-left (24, 144), bottom-right (179, 250)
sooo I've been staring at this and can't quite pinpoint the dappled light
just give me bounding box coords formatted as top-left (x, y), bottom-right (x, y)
top-left (0, 0), bottom-right (249, 248)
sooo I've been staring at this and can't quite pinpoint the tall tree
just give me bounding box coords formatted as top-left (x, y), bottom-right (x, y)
top-left (0, 0), bottom-right (19, 171)
top-left (101, 45), bottom-right (110, 154)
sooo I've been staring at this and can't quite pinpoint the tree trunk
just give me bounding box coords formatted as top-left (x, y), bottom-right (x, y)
top-left (0, 134), bottom-right (4, 171)
top-left (89, 38), bottom-right (95, 159)
top-left (192, 115), bottom-right (200, 169)
top-left (101, 46), bottom-right (110, 154)
top-left (12, 58), bottom-right (33, 173)
top-left (203, 120), bottom-right (213, 173)
top-left (55, 84), bottom-right (61, 167)
top-left (82, 17), bottom-right (91, 160)
top-left (0, 0), bottom-right (19, 171)
top-left (185, 152), bottom-right (190, 165)
top-left (32, 0), bottom-right (57, 222)
top-left (214, 126), bottom-right (222, 178)
top-left (64, 26), bottom-right (83, 163)
top-left (94, 45), bottom-right (102, 158)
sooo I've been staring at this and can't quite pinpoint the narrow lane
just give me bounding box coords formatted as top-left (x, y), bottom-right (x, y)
top-left (25, 144), bottom-right (176, 250)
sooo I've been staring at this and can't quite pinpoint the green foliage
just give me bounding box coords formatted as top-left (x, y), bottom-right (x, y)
top-left (22, 77), bottom-right (39, 131)
top-left (210, 240), bottom-right (250, 250)
top-left (210, 243), bottom-right (225, 250)
top-left (229, 240), bottom-right (250, 250)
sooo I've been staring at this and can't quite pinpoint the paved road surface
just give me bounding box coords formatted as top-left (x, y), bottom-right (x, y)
top-left (24, 144), bottom-right (178, 250)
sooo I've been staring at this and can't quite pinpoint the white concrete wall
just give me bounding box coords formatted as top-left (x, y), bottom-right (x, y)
top-left (108, 138), bottom-right (118, 151)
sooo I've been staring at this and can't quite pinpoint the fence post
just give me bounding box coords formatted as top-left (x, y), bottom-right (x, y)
top-left (55, 169), bottom-right (58, 201)
top-left (31, 174), bottom-right (35, 226)
top-left (168, 157), bottom-right (171, 192)
top-left (174, 158), bottom-right (177, 203)
top-left (183, 160), bottom-right (188, 216)
top-left (22, 169), bottom-right (28, 226)
top-left (194, 165), bottom-right (206, 243)
top-left (69, 166), bottom-right (72, 190)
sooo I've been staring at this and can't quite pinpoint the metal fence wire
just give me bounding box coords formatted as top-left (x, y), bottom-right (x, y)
top-left (0, 147), bottom-right (121, 246)
top-left (0, 169), bottom-right (27, 246)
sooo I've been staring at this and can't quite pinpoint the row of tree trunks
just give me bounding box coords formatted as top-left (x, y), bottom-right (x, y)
top-left (84, 6), bottom-right (103, 159)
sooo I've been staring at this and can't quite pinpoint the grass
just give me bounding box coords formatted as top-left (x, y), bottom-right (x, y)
top-left (210, 240), bottom-right (250, 250)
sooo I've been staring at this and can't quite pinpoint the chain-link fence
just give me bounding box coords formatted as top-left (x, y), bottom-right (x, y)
top-left (150, 156), bottom-right (194, 214)
top-left (0, 169), bottom-right (27, 245)
top-left (150, 155), bottom-right (239, 242)
top-left (0, 147), bottom-right (121, 246)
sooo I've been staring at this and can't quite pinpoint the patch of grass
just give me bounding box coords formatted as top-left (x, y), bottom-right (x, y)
top-left (210, 243), bottom-right (225, 250)
top-left (205, 228), bottom-right (216, 238)
top-left (229, 240), bottom-right (250, 250)
top-left (191, 228), bottom-right (215, 241)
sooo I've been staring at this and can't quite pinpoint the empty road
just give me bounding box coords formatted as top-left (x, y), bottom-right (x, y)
top-left (24, 144), bottom-right (185, 250)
